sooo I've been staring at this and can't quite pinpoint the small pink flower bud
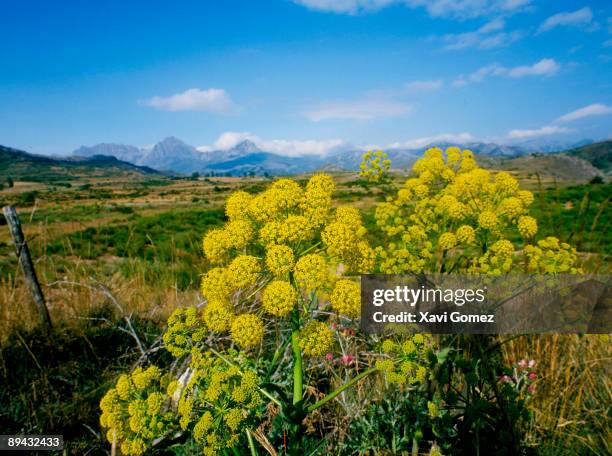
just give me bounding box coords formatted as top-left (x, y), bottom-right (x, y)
top-left (341, 354), bottom-right (355, 365)
top-left (325, 353), bottom-right (334, 362)
top-left (518, 359), bottom-right (527, 369)
top-left (528, 372), bottom-right (537, 381)
top-left (528, 360), bottom-right (536, 368)
top-left (528, 384), bottom-right (536, 394)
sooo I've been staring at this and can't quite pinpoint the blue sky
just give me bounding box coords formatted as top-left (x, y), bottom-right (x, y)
top-left (1, 0), bottom-right (611, 156)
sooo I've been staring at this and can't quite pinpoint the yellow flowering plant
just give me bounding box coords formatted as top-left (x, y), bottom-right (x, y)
top-left (359, 149), bottom-right (392, 184)
top-left (99, 366), bottom-right (176, 456)
top-left (373, 146), bottom-right (581, 275)
top-left (363, 146), bottom-right (583, 454)
top-left (100, 174), bottom-right (431, 454)
top-left (98, 147), bottom-right (583, 454)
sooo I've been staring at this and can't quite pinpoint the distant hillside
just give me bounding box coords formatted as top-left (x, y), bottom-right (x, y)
top-left (493, 153), bottom-right (604, 182)
top-left (563, 140), bottom-right (612, 174)
top-left (0, 145), bottom-right (160, 182)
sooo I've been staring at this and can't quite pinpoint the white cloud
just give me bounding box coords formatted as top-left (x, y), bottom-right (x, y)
top-left (213, 131), bottom-right (254, 149)
top-left (441, 18), bottom-right (522, 50)
top-left (507, 125), bottom-right (569, 139)
top-left (507, 58), bottom-right (559, 77)
top-left (294, 0), bottom-right (530, 18)
top-left (305, 97), bottom-right (413, 121)
top-left (293, 0), bottom-right (394, 14)
top-left (388, 132), bottom-right (474, 149)
top-left (453, 58), bottom-right (559, 86)
top-left (198, 131), bottom-right (347, 157)
top-left (538, 7), bottom-right (593, 33)
top-left (261, 138), bottom-right (347, 156)
top-left (141, 88), bottom-right (238, 113)
top-left (453, 64), bottom-right (507, 86)
top-left (404, 79), bottom-right (443, 92)
top-left (556, 103), bottom-right (612, 122)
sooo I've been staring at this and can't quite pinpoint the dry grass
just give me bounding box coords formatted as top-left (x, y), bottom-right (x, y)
top-left (504, 334), bottom-right (611, 455)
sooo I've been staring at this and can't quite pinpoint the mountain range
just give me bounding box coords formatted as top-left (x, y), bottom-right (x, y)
top-left (2, 139), bottom-right (609, 184)
top-left (72, 136), bottom-right (601, 176)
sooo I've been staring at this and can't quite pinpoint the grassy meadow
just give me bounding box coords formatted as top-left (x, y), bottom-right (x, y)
top-left (0, 166), bottom-right (610, 454)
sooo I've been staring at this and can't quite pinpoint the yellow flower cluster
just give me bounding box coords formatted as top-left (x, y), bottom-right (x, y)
top-left (373, 146), bottom-right (578, 275)
top-left (470, 239), bottom-right (515, 275)
top-left (517, 215), bottom-right (538, 238)
top-left (330, 279), bottom-right (361, 318)
top-left (322, 207), bottom-right (375, 273)
top-left (230, 314), bottom-right (264, 349)
top-left (376, 335), bottom-right (431, 384)
top-left (176, 351), bottom-right (262, 455)
top-left (359, 149), bottom-right (391, 182)
top-left (196, 173), bottom-right (375, 351)
top-left (299, 320), bottom-right (334, 357)
top-left (202, 221), bottom-right (254, 265)
top-left (100, 366), bottom-right (175, 455)
top-left (227, 255), bottom-right (260, 289)
top-left (163, 308), bottom-right (207, 357)
top-left (524, 237), bottom-right (581, 274)
top-left (294, 254), bottom-right (328, 291)
top-left (265, 244), bottom-right (295, 276)
top-left (203, 300), bottom-right (234, 332)
top-left (262, 280), bottom-right (297, 317)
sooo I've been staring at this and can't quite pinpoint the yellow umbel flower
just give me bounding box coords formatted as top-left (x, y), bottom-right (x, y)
top-left (266, 244), bottom-right (295, 276)
top-left (299, 320), bottom-right (334, 357)
top-left (200, 268), bottom-right (232, 300)
top-left (225, 191), bottom-right (253, 221)
top-left (230, 314), bottom-right (264, 349)
top-left (381, 340), bottom-right (396, 354)
top-left (262, 280), bottom-right (297, 317)
top-left (306, 173), bottom-right (335, 196)
top-left (498, 197), bottom-right (524, 219)
top-left (225, 220), bottom-right (254, 250)
top-left (491, 239), bottom-right (514, 257)
top-left (524, 236), bottom-right (581, 273)
top-left (456, 225), bottom-right (475, 244)
top-left (478, 210), bottom-right (498, 230)
top-left (428, 401), bottom-right (440, 418)
top-left (494, 171), bottom-right (519, 195)
top-left (322, 222), bottom-right (359, 258)
top-left (330, 279), bottom-right (361, 318)
top-left (228, 255), bottom-right (260, 289)
top-left (202, 229), bottom-right (231, 265)
top-left (203, 300), bottom-right (234, 332)
top-left (517, 215), bottom-right (537, 238)
top-left (280, 215), bottom-right (313, 243)
top-left (294, 254), bottom-right (328, 291)
top-left (517, 189), bottom-right (535, 206)
top-left (334, 206), bottom-right (363, 230)
top-left (359, 149), bottom-right (391, 182)
top-left (438, 232), bottom-right (457, 251)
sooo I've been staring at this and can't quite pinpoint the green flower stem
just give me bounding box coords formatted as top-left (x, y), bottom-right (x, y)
top-left (289, 273), bottom-right (304, 406)
top-left (291, 327), bottom-right (303, 405)
top-left (246, 429), bottom-right (257, 456)
top-left (298, 241), bottom-right (321, 257)
top-left (306, 367), bottom-right (378, 413)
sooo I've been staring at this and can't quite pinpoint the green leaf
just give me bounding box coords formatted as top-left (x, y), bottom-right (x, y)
top-left (436, 347), bottom-right (451, 364)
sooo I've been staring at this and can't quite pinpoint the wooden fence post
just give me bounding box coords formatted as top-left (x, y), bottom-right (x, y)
top-left (2, 205), bottom-right (52, 332)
